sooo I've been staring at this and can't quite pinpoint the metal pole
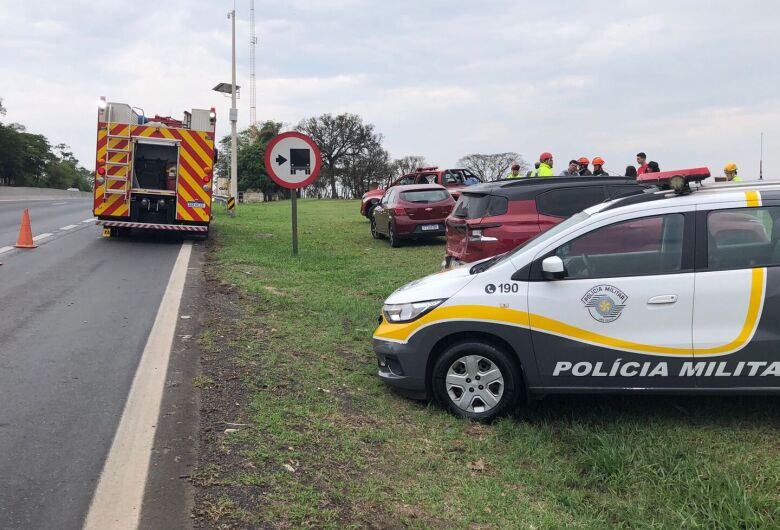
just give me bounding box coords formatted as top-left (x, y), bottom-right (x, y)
top-left (291, 191), bottom-right (298, 255)
top-left (229, 9), bottom-right (238, 216)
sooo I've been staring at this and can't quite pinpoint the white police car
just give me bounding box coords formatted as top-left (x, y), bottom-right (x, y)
top-left (373, 169), bottom-right (780, 420)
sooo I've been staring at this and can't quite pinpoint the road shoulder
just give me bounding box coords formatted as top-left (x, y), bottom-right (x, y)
top-left (139, 240), bottom-right (206, 529)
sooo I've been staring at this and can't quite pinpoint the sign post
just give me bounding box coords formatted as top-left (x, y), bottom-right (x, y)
top-left (264, 131), bottom-right (321, 255)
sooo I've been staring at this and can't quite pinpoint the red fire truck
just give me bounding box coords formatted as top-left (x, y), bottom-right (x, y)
top-left (93, 97), bottom-right (216, 237)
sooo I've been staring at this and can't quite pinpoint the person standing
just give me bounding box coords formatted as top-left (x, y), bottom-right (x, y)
top-left (505, 163), bottom-right (523, 179)
top-left (636, 152), bottom-right (649, 175)
top-left (592, 157), bottom-right (609, 176)
top-left (530, 153), bottom-right (554, 177)
top-left (577, 157), bottom-right (592, 176)
top-left (646, 161), bottom-right (660, 173)
top-left (723, 162), bottom-right (743, 182)
top-left (625, 165), bottom-right (637, 178)
top-left (559, 160), bottom-right (580, 176)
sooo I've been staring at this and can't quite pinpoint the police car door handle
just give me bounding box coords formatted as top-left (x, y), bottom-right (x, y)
top-left (647, 295), bottom-right (678, 305)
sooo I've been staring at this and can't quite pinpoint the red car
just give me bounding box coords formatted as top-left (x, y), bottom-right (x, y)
top-left (371, 184), bottom-right (455, 247)
top-left (445, 176), bottom-right (646, 266)
top-left (361, 167), bottom-right (481, 218)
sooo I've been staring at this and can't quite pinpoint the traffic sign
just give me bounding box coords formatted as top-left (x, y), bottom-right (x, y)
top-left (264, 131), bottom-right (321, 189)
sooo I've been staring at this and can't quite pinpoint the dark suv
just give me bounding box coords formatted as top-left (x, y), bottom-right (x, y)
top-left (444, 177), bottom-right (646, 266)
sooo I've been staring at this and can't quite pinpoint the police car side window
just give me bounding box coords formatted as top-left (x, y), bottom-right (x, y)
top-left (707, 207), bottom-right (778, 270)
top-left (555, 214), bottom-right (685, 279)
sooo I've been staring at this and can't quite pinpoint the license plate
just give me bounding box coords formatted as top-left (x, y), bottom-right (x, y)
top-left (102, 228), bottom-right (112, 237)
top-left (422, 224), bottom-right (440, 231)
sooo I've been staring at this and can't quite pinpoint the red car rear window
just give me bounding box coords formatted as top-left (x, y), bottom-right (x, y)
top-left (400, 189), bottom-right (450, 203)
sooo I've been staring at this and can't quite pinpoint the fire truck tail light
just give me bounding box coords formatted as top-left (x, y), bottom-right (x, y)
top-left (209, 107), bottom-right (216, 120)
top-left (203, 183), bottom-right (211, 191)
top-left (97, 167), bottom-right (106, 175)
top-left (96, 176), bottom-right (105, 185)
top-left (98, 157), bottom-right (105, 164)
top-left (98, 97), bottom-right (107, 110)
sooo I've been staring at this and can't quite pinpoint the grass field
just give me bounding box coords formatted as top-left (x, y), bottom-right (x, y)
top-left (195, 199), bottom-right (780, 529)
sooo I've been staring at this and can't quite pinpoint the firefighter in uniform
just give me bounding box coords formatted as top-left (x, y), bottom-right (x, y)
top-left (530, 153), bottom-right (554, 177)
top-left (505, 163), bottom-right (522, 179)
top-left (724, 162), bottom-right (742, 182)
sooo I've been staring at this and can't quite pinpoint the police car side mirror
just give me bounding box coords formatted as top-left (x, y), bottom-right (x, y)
top-left (542, 256), bottom-right (566, 280)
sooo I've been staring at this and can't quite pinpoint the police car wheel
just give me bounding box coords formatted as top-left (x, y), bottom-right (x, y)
top-left (370, 216), bottom-right (384, 239)
top-left (432, 341), bottom-right (520, 421)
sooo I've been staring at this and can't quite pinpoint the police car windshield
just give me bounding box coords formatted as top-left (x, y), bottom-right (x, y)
top-left (481, 211), bottom-right (590, 272)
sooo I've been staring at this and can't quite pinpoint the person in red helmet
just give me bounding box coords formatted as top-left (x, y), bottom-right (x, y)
top-left (592, 156), bottom-right (609, 176)
top-left (505, 163), bottom-right (523, 179)
top-left (577, 156), bottom-right (592, 176)
top-left (530, 152), bottom-right (554, 177)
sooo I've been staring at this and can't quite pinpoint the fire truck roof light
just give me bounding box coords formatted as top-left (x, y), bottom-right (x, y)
top-left (98, 97), bottom-right (107, 110)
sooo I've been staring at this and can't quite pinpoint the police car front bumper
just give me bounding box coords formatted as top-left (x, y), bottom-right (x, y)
top-left (373, 337), bottom-right (430, 400)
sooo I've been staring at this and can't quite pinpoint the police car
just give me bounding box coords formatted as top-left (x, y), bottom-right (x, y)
top-left (373, 169), bottom-right (780, 420)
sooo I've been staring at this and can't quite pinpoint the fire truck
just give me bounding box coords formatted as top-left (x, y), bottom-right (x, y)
top-left (93, 97), bottom-right (216, 237)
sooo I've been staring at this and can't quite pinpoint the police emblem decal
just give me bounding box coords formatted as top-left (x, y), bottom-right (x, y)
top-left (581, 285), bottom-right (627, 323)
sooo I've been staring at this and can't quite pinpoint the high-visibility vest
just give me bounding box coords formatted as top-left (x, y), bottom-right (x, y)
top-left (531, 162), bottom-right (554, 177)
top-left (732, 175), bottom-right (743, 182)
top-left (505, 172), bottom-right (522, 179)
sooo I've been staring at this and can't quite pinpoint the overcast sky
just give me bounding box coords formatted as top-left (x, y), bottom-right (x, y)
top-left (1, 0), bottom-right (778, 178)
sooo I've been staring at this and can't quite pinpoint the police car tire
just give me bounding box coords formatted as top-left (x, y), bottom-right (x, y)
top-left (432, 341), bottom-right (521, 421)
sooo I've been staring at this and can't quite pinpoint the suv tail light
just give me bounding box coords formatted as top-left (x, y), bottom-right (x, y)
top-left (392, 207), bottom-right (406, 216)
top-left (469, 223), bottom-right (502, 241)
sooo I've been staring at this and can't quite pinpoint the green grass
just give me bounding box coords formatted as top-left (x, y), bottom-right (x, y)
top-left (198, 199), bottom-right (780, 529)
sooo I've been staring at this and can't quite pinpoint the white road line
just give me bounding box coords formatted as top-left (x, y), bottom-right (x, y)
top-left (0, 246), bottom-right (13, 254)
top-left (31, 233), bottom-right (53, 242)
top-left (59, 224), bottom-right (78, 230)
top-left (51, 202), bottom-right (67, 205)
top-left (83, 241), bottom-right (192, 530)
top-left (82, 218), bottom-right (96, 223)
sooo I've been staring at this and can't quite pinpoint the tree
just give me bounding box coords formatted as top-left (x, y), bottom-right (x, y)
top-left (457, 153), bottom-right (528, 182)
top-left (296, 113), bottom-right (376, 199)
top-left (215, 121), bottom-right (285, 198)
top-left (391, 156), bottom-right (427, 181)
top-left (0, 97), bottom-right (6, 117)
top-left (341, 139), bottom-right (391, 198)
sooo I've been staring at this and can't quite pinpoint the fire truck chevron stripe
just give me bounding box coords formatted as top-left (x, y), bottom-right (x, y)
top-left (107, 138), bottom-right (129, 150)
top-left (109, 123), bottom-right (130, 137)
top-left (97, 220), bottom-right (207, 231)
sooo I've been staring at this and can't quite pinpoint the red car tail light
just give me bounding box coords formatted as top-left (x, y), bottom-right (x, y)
top-left (392, 207), bottom-right (406, 216)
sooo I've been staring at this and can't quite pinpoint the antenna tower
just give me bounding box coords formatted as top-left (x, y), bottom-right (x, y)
top-left (249, 0), bottom-right (257, 126)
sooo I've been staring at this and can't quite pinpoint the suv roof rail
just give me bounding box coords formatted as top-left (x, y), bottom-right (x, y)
top-left (415, 166), bottom-right (439, 171)
top-left (498, 176), bottom-right (637, 187)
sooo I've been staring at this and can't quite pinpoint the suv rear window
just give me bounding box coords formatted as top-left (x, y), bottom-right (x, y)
top-left (536, 186), bottom-right (607, 218)
top-left (453, 194), bottom-right (508, 219)
top-left (400, 189), bottom-right (450, 203)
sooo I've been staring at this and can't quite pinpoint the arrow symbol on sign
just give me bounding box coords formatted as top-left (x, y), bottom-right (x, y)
top-left (275, 154), bottom-right (287, 166)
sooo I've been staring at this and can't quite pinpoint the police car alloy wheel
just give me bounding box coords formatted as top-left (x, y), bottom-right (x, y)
top-left (432, 341), bottom-right (521, 421)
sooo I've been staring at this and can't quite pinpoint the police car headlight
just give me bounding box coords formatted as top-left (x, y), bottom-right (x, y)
top-left (383, 299), bottom-right (444, 323)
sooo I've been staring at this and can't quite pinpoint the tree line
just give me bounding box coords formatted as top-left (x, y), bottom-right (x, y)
top-left (0, 98), bottom-right (93, 190)
top-left (216, 112), bottom-right (529, 200)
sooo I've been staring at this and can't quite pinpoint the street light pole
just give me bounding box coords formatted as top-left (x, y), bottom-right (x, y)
top-left (229, 9), bottom-right (238, 216)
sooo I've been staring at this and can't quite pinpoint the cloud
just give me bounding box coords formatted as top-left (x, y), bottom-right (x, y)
top-left (0, 0), bottom-right (779, 180)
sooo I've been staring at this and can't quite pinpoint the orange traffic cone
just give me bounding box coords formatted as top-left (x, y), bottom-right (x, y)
top-left (14, 208), bottom-right (37, 249)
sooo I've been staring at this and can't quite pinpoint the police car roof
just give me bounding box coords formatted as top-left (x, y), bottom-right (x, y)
top-left (596, 180), bottom-right (780, 215)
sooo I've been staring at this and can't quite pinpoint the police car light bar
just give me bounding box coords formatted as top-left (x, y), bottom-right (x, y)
top-left (637, 167), bottom-right (710, 194)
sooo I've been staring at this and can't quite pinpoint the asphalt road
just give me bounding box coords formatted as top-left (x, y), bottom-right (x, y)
top-left (0, 197), bottom-right (188, 529)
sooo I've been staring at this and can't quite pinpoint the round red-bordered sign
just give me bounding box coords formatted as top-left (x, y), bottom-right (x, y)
top-left (264, 131), bottom-right (322, 189)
